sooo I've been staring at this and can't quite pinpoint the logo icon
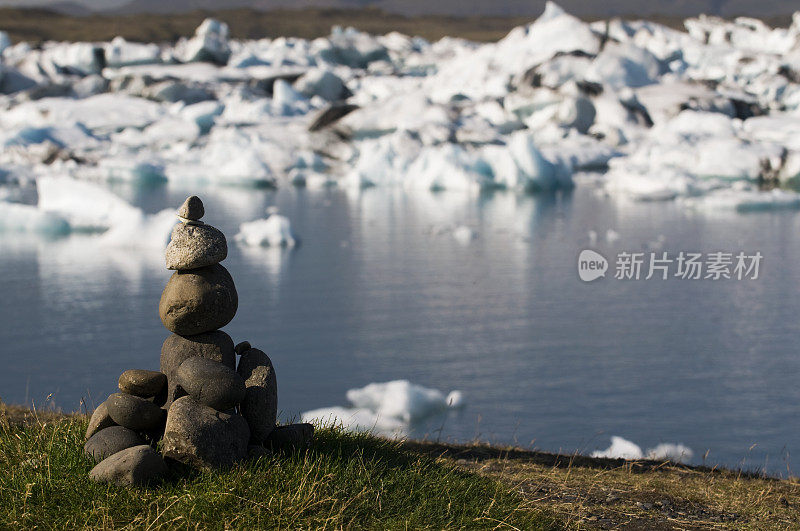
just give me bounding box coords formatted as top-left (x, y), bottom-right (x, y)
top-left (578, 250), bottom-right (608, 282)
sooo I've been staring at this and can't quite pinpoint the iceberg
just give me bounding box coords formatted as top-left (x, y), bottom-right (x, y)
top-left (592, 436), bottom-right (693, 464)
top-left (302, 380), bottom-right (464, 436)
top-left (235, 213), bottom-right (297, 247)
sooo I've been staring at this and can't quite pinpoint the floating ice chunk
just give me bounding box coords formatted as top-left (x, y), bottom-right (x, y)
top-left (585, 42), bottom-right (661, 89)
top-left (294, 68), bottom-right (347, 101)
top-left (104, 36), bottom-right (161, 68)
top-left (37, 177), bottom-right (141, 231)
top-left (180, 100), bottom-right (224, 133)
top-left (0, 201), bottom-right (70, 235)
top-left (592, 436), bottom-right (644, 460)
top-left (593, 436), bottom-right (694, 464)
top-left (647, 443), bottom-right (694, 464)
top-left (40, 42), bottom-right (105, 76)
top-left (272, 79), bottom-right (308, 116)
top-left (452, 225), bottom-right (476, 245)
top-left (235, 213), bottom-right (297, 247)
top-left (179, 18), bottom-right (231, 65)
top-left (346, 380), bottom-right (463, 424)
top-left (1, 124), bottom-right (97, 149)
top-left (0, 65), bottom-right (37, 94)
top-left (36, 178), bottom-right (174, 247)
top-left (303, 380), bottom-right (463, 436)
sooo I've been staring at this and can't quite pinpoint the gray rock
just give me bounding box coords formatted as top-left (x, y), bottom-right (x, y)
top-left (265, 423), bottom-right (314, 451)
top-left (176, 357), bottom-right (246, 411)
top-left (160, 331), bottom-right (236, 407)
top-left (89, 445), bottom-right (168, 487)
top-left (165, 223), bottom-right (227, 271)
top-left (177, 195), bottom-right (204, 221)
top-left (162, 396), bottom-right (249, 468)
top-left (86, 401), bottom-right (116, 440)
top-left (234, 341), bottom-right (251, 355)
top-left (159, 264), bottom-right (238, 336)
top-left (118, 369), bottom-right (166, 398)
top-left (106, 392), bottom-right (166, 431)
top-left (237, 348), bottom-right (278, 442)
top-left (84, 426), bottom-right (145, 463)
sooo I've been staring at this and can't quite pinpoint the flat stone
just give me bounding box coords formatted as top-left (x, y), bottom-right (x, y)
top-left (106, 392), bottom-right (166, 431)
top-left (160, 331), bottom-right (235, 407)
top-left (118, 369), bottom-right (167, 398)
top-left (234, 341), bottom-right (251, 355)
top-left (86, 401), bottom-right (116, 440)
top-left (177, 195), bottom-right (204, 221)
top-left (176, 357), bottom-right (246, 411)
top-left (265, 423), bottom-right (314, 451)
top-left (237, 348), bottom-right (277, 442)
top-left (159, 264), bottom-right (238, 336)
top-left (84, 426), bottom-right (145, 463)
top-left (89, 445), bottom-right (168, 487)
top-left (162, 396), bottom-right (249, 469)
top-left (165, 223), bottom-right (227, 271)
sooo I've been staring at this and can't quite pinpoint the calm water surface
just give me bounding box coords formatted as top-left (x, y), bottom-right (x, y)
top-left (2, 181), bottom-right (800, 475)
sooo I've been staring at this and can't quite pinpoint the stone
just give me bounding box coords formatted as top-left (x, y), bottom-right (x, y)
top-left (248, 445), bottom-right (271, 459)
top-left (165, 223), bottom-right (227, 270)
top-left (84, 426), bottom-right (145, 463)
top-left (175, 357), bottom-right (246, 412)
top-left (160, 331), bottom-right (236, 406)
top-left (162, 396), bottom-right (249, 468)
top-left (85, 401), bottom-right (116, 440)
top-left (159, 264), bottom-right (238, 336)
top-left (177, 195), bottom-right (204, 221)
top-left (265, 424), bottom-right (314, 451)
top-left (118, 369), bottom-right (166, 398)
top-left (237, 348), bottom-right (278, 442)
top-left (106, 392), bottom-right (166, 431)
top-left (234, 341), bottom-right (251, 355)
top-left (89, 445), bottom-right (168, 487)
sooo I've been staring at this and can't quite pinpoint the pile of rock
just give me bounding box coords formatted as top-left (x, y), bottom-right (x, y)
top-left (84, 196), bottom-right (313, 487)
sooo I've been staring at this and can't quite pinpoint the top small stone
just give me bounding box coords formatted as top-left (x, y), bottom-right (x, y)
top-left (178, 196), bottom-right (204, 221)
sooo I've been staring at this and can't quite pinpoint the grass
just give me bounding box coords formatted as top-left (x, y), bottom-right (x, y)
top-left (1, 6), bottom-right (796, 46)
top-left (3, 403), bottom-right (800, 529)
top-left (0, 404), bottom-right (557, 529)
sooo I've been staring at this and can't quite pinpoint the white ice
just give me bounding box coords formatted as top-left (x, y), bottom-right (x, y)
top-left (235, 212), bottom-right (298, 247)
top-left (1, 4), bottom-right (800, 206)
top-left (302, 380), bottom-right (464, 436)
top-left (592, 436), bottom-right (693, 464)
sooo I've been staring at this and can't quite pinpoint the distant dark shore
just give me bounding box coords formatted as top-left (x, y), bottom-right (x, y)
top-left (0, 6), bottom-right (795, 44)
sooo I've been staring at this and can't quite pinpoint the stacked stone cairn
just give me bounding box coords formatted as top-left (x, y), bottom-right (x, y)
top-left (84, 196), bottom-right (314, 487)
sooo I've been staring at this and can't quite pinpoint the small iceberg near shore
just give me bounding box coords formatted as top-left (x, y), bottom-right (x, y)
top-left (235, 210), bottom-right (298, 247)
top-left (302, 380), bottom-right (464, 436)
top-left (592, 436), bottom-right (694, 464)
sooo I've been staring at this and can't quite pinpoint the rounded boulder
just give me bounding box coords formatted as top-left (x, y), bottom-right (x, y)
top-left (160, 331), bottom-right (235, 406)
top-left (176, 357), bottom-right (246, 412)
top-left (237, 348), bottom-right (278, 442)
top-left (118, 369), bottom-right (167, 398)
top-left (162, 396), bottom-right (250, 469)
top-left (84, 426), bottom-right (145, 463)
top-left (106, 392), bottom-right (166, 431)
top-left (159, 264), bottom-right (238, 335)
top-left (165, 223), bottom-right (227, 271)
top-left (89, 445), bottom-right (168, 487)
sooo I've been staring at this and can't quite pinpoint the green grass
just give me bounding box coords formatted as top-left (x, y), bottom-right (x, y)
top-left (0, 411), bottom-right (558, 529)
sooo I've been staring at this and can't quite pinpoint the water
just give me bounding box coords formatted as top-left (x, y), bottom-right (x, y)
top-left (2, 181), bottom-right (800, 476)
